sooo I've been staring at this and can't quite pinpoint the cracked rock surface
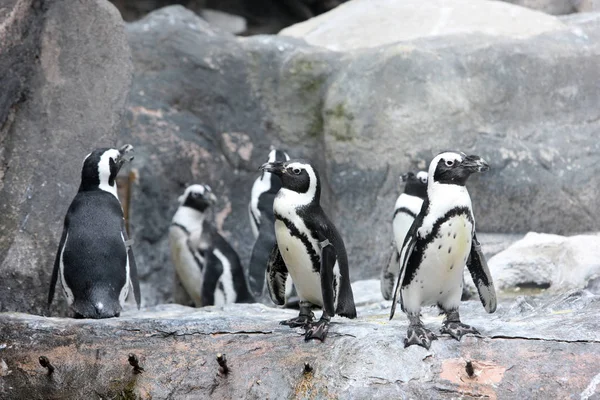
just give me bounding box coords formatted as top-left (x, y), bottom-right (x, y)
top-left (1, 280), bottom-right (599, 399)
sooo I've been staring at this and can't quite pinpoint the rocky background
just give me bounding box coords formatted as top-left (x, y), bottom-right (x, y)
top-left (1, 0), bottom-right (599, 313)
top-left (1, 0), bottom-right (600, 397)
top-left (121, 0), bottom-right (600, 308)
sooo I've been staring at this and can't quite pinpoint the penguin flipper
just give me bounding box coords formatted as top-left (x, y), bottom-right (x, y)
top-left (266, 245), bottom-right (288, 306)
top-left (466, 233), bottom-right (497, 313)
top-left (121, 220), bottom-right (141, 309)
top-left (317, 235), bottom-right (336, 318)
top-left (390, 230), bottom-right (417, 320)
top-left (380, 245), bottom-right (399, 301)
top-left (48, 223), bottom-right (68, 307)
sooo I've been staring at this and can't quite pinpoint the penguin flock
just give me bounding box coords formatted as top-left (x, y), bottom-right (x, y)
top-left (48, 145), bottom-right (496, 348)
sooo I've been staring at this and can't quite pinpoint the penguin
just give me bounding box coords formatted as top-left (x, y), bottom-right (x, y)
top-left (389, 151), bottom-right (497, 349)
top-left (170, 184), bottom-right (254, 306)
top-left (48, 145), bottom-right (141, 318)
top-left (260, 159), bottom-right (357, 341)
top-left (247, 148), bottom-right (291, 299)
top-left (380, 171), bottom-right (428, 300)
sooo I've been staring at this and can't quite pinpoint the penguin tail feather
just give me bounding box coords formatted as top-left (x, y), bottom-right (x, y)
top-left (339, 307), bottom-right (357, 320)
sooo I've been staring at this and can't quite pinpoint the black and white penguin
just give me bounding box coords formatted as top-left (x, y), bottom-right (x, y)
top-left (48, 145), bottom-right (140, 318)
top-left (380, 171), bottom-right (428, 300)
top-left (170, 184), bottom-right (254, 306)
top-left (260, 159), bottom-right (357, 341)
top-left (247, 148), bottom-right (292, 299)
top-left (389, 151), bottom-right (497, 349)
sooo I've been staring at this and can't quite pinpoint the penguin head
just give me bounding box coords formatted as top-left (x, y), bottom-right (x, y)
top-left (267, 147), bottom-right (290, 164)
top-left (260, 159), bottom-right (320, 202)
top-left (178, 184), bottom-right (217, 212)
top-left (79, 144), bottom-right (134, 193)
top-left (401, 170), bottom-right (428, 199)
top-left (429, 151), bottom-right (489, 186)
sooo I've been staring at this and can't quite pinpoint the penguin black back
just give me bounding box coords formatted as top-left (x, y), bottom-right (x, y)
top-left (63, 191), bottom-right (128, 316)
top-left (48, 145), bottom-right (139, 318)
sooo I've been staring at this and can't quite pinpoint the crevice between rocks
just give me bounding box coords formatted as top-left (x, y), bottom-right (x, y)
top-left (490, 335), bottom-right (600, 344)
top-left (147, 329), bottom-right (274, 337)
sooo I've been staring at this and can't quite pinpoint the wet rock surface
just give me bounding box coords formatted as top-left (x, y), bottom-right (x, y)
top-left (0, 0), bottom-right (133, 315)
top-left (1, 280), bottom-right (599, 399)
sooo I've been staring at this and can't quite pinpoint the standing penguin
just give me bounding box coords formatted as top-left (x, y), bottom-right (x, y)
top-left (389, 151), bottom-right (497, 349)
top-left (380, 171), bottom-right (428, 300)
top-left (247, 148), bottom-right (291, 299)
top-left (260, 159), bottom-right (357, 341)
top-left (170, 184), bottom-right (254, 306)
top-left (48, 145), bottom-right (140, 318)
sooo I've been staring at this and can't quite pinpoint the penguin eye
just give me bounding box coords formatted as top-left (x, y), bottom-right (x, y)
top-left (292, 167), bottom-right (301, 175)
top-left (445, 160), bottom-right (455, 167)
top-left (420, 177), bottom-right (427, 184)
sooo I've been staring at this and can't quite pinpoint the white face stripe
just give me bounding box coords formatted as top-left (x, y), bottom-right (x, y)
top-left (427, 152), bottom-right (464, 183)
top-left (278, 162), bottom-right (318, 206)
top-left (268, 149), bottom-right (277, 163)
top-left (267, 149), bottom-right (291, 163)
top-left (416, 171), bottom-right (428, 183)
top-left (98, 149), bottom-right (121, 200)
top-left (178, 184), bottom-right (210, 204)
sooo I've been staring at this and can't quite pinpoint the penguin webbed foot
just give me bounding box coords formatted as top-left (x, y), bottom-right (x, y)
top-left (304, 317), bottom-right (330, 342)
top-left (404, 325), bottom-right (437, 349)
top-left (440, 321), bottom-right (479, 341)
top-left (280, 311), bottom-right (315, 328)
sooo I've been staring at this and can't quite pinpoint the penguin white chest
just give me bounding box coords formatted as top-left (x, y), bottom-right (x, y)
top-left (274, 219), bottom-right (323, 306)
top-left (405, 214), bottom-right (473, 311)
top-left (169, 226), bottom-right (205, 306)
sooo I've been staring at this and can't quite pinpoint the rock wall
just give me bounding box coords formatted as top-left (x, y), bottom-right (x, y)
top-left (0, 0), bottom-right (133, 315)
top-left (122, 5), bottom-right (600, 307)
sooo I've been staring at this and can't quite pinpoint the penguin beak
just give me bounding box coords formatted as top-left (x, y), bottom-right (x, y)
top-left (118, 144), bottom-right (135, 163)
top-left (461, 155), bottom-right (489, 173)
top-left (208, 193), bottom-right (217, 204)
top-left (260, 161), bottom-right (285, 176)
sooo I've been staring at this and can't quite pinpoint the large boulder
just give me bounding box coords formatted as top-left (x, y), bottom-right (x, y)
top-left (121, 5), bottom-right (600, 306)
top-left (0, 0), bottom-right (133, 315)
top-left (487, 232), bottom-right (600, 292)
top-left (279, 0), bottom-right (567, 51)
top-left (1, 281), bottom-right (599, 399)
